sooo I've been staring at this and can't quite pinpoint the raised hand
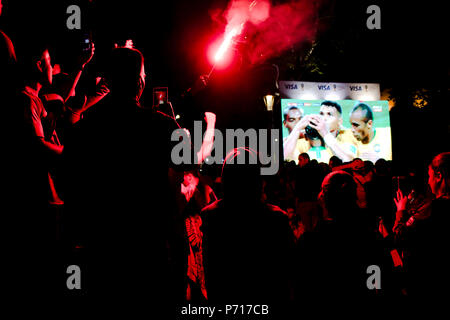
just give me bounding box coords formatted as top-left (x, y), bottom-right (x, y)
top-left (394, 189), bottom-right (408, 211)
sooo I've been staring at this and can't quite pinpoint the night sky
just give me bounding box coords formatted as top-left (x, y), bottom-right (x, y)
top-left (2, 0), bottom-right (446, 88)
top-left (1, 0), bottom-right (448, 164)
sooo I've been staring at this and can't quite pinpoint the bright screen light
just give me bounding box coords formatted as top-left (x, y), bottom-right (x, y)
top-left (281, 99), bottom-right (392, 164)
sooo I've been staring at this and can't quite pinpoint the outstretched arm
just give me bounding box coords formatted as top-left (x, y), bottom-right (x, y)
top-left (196, 112), bottom-right (216, 164)
top-left (64, 44), bottom-right (95, 103)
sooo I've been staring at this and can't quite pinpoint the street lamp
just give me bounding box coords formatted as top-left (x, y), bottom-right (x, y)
top-left (263, 94), bottom-right (275, 111)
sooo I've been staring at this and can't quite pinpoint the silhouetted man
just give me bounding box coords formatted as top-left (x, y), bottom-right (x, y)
top-left (64, 47), bottom-right (176, 304)
top-left (12, 43), bottom-right (59, 297)
top-left (201, 148), bottom-right (295, 304)
top-left (296, 170), bottom-right (378, 302)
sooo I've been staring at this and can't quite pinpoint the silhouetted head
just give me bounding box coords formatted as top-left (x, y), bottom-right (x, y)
top-left (105, 47), bottom-right (146, 103)
top-left (364, 160), bottom-right (374, 171)
top-left (298, 153), bottom-right (310, 167)
top-left (319, 162), bottom-right (331, 176)
top-left (319, 170), bottom-right (357, 221)
top-left (374, 158), bottom-right (388, 176)
top-left (428, 152), bottom-right (450, 198)
top-left (329, 155), bottom-right (342, 169)
top-left (352, 158), bottom-right (365, 173)
top-left (19, 43), bottom-right (53, 87)
top-left (221, 147), bottom-right (262, 204)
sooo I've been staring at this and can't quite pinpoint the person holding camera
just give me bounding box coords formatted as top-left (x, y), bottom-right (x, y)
top-left (392, 152), bottom-right (450, 297)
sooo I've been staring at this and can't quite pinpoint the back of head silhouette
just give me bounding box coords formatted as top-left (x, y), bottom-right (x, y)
top-left (221, 147), bottom-right (262, 204)
top-left (320, 170), bottom-right (357, 221)
top-left (105, 47), bottom-right (145, 102)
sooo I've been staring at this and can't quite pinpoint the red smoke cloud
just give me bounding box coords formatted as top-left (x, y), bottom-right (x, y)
top-left (213, 0), bottom-right (324, 65)
top-left (225, 0), bottom-right (271, 28)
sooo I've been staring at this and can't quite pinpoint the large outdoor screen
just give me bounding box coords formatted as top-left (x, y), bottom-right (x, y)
top-left (281, 99), bottom-right (392, 164)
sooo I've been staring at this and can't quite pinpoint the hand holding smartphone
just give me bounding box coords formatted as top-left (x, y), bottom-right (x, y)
top-left (153, 87), bottom-right (168, 106)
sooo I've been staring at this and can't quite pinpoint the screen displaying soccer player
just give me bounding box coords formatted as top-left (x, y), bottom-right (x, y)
top-left (281, 99), bottom-right (392, 164)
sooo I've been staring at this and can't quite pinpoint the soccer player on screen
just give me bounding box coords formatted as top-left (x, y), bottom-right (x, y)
top-left (283, 106), bottom-right (304, 134)
top-left (349, 103), bottom-right (392, 162)
top-left (284, 101), bottom-right (357, 163)
top-left (307, 101), bottom-right (358, 162)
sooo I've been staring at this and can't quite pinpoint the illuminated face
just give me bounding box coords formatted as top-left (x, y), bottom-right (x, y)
top-left (183, 172), bottom-right (198, 187)
top-left (350, 109), bottom-right (372, 143)
top-left (319, 105), bottom-right (342, 133)
top-left (284, 108), bottom-right (302, 133)
top-left (298, 154), bottom-right (309, 167)
top-left (40, 50), bottom-right (53, 86)
top-left (428, 166), bottom-right (439, 196)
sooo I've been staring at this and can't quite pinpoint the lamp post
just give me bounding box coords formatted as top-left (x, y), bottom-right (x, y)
top-left (263, 94), bottom-right (275, 111)
top-left (263, 93), bottom-right (278, 131)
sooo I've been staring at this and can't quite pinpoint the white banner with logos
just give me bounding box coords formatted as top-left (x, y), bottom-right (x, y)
top-left (279, 81), bottom-right (380, 101)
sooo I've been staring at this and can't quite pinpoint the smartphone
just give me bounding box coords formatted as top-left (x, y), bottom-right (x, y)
top-left (81, 33), bottom-right (91, 51)
top-left (153, 87), bottom-right (168, 106)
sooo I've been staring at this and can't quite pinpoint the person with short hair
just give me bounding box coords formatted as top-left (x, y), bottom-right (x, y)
top-left (349, 102), bottom-right (392, 162)
top-left (63, 47), bottom-right (174, 302)
top-left (284, 100), bottom-right (358, 163)
top-left (283, 105), bottom-right (304, 134)
top-left (20, 45), bottom-right (63, 206)
top-left (15, 43), bottom-right (59, 295)
top-left (297, 152), bottom-right (310, 168)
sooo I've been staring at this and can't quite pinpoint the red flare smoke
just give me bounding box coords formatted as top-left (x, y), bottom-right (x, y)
top-left (214, 24), bottom-right (243, 62)
top-left (210, 0), bottom-right (271, 66)
top-left (209, 0), bottom-right (324, 66)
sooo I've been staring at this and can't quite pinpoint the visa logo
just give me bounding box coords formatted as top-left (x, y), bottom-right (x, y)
top-left (285, 84), bottom-right (298, 90)
top-left (318, 85), bottom-right (330, 90)
top-left (350, 85), bottom-right (362, 91)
